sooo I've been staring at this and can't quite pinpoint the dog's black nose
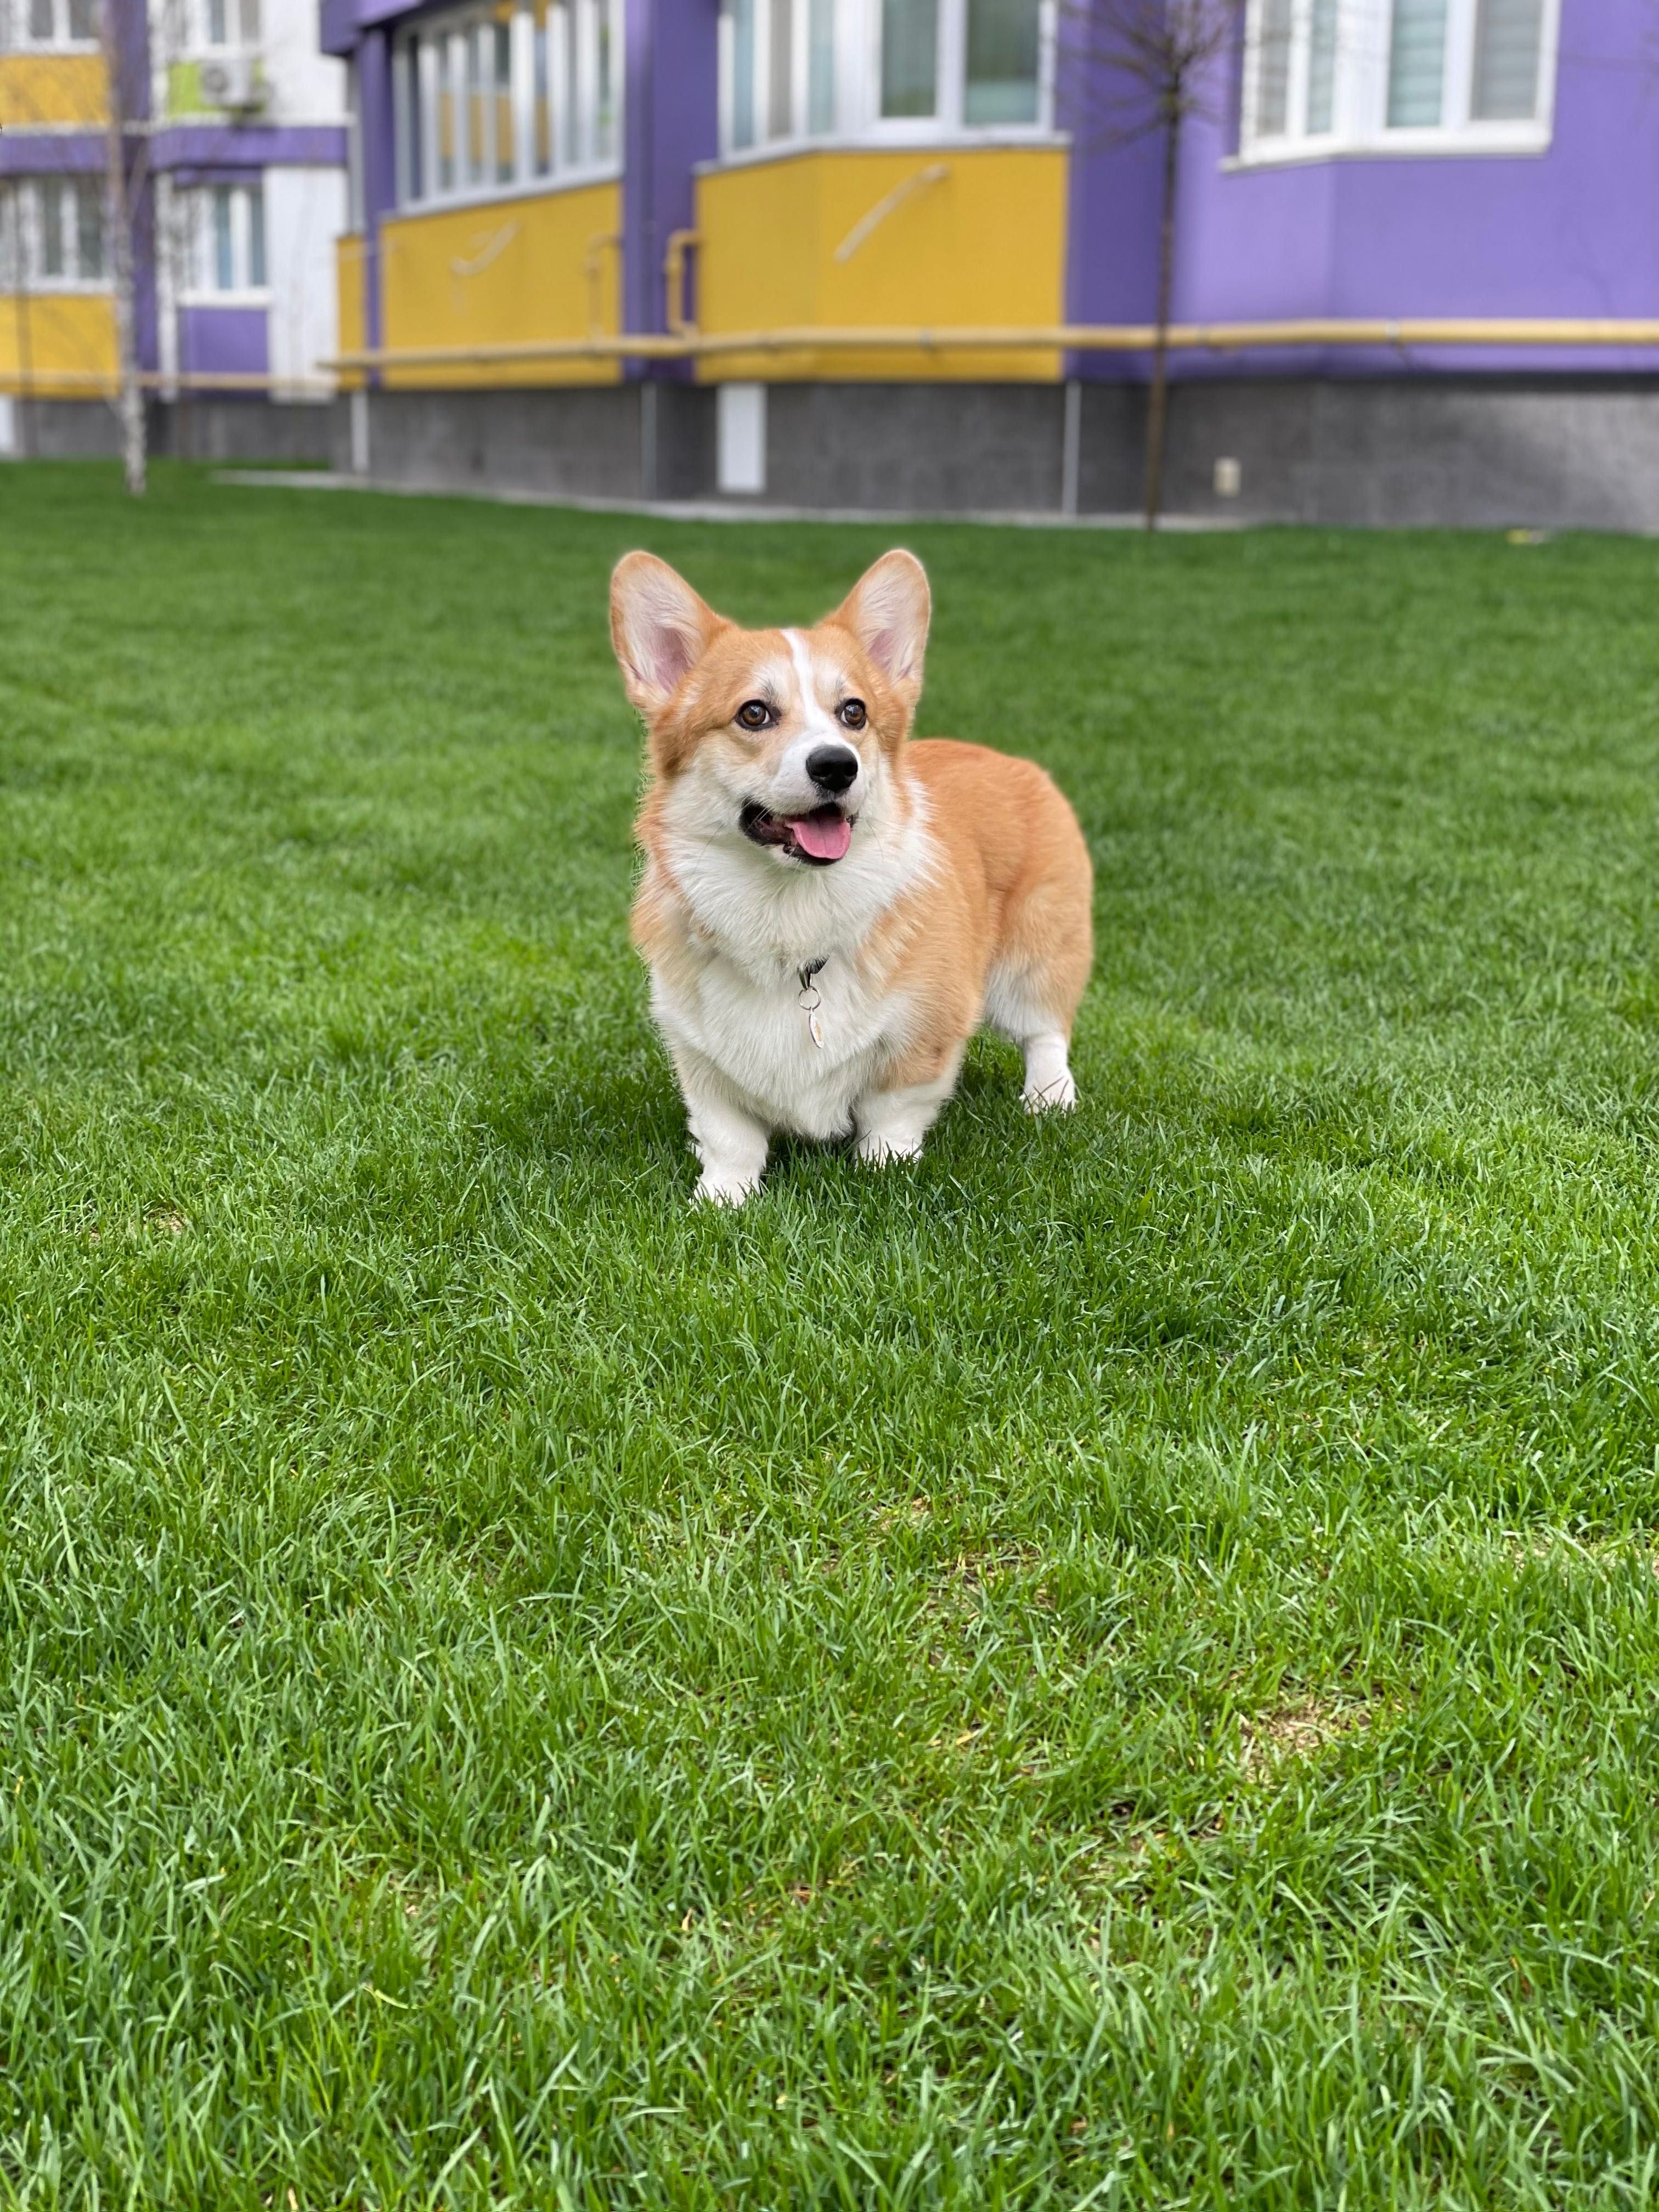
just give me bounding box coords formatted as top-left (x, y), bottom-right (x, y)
top-left (806, 744), bottom-right (860, 795)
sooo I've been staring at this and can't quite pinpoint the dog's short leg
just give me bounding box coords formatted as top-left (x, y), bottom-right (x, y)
top-left (1020, 1029), bottom-right (1077, 1114)
top-left (676, 1058), bottom-right (770, 1204)
top-left (854, 1045), bottom-right (964, 1166)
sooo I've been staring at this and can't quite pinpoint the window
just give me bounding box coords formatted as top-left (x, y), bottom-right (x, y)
top-left (393, 0), bottom-right (622, 208)
top-left (7, 0), bottom-right (100, 47)
top-left (1242, 0), bottom-right (1557, 157)
top-left (0, 178), bottom-right (106, 284)
top-left (202, 0), bottom-right (260, 46)
top-left (721, 0), bottom-right (1049, 151)
top-left (184, 182), bottom-right (267, 294)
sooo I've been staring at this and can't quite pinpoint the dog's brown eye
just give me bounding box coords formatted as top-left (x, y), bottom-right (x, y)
top-left (838, 699), bottom-right (867, 730)
top-left (736, 701), bottom-right (771, 731)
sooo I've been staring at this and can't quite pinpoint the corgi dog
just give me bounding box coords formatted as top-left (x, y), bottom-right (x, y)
top-left (610, 547), bottom-right (1093, 1204)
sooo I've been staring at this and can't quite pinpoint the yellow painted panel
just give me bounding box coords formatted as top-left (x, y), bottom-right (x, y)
top-left (336, 233), bottom-right (366, 391)
top-left (0, 291), bottom-right (116, 396)
top-left (0, 54), bottom-right (105, 127)
top-left (694, 145), bottom-right (1068, 382)
top-left (380, 180), bottom-right (622, 388)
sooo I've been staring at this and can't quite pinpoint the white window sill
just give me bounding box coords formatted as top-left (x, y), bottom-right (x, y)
top-left (10, 38), bottom-right (101, 52)
top-left (180, 288), bottom-right (272, 306)
top-left (700, 127), bottom-right (1068, 174)
top-left (1228, 122), bottom-right (1552, 168)
top-left (25, 278), bottom-right (111, 292)
top-left (393, 162), bottom-right (621, 217)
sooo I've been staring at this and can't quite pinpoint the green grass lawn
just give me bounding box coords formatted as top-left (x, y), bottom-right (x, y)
top-left (7, 462), bottom-right (1659, 2209)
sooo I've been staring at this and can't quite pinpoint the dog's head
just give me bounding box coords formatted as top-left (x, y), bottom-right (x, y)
top-left (610, 548), bottom-right (930, 870)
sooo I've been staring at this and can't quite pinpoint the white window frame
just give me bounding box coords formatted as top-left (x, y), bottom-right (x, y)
top-left (179, 180), bottom-right (269, 301)
top-left (0, 177), bottom-right (109, 288)
top-left (1238, 0), bottom-right (1561, 165)
top-left (718, 0), bottom-right (1058, 160)
top-left (5, 0), bottom-right (101, 49)
top-left (392, 0), bottom-right (623, 213)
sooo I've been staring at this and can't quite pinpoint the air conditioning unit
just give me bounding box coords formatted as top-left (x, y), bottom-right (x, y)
top-left (198, 54), bottom-right (263, 111)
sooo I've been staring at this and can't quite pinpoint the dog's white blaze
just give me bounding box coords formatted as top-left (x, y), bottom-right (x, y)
top-left (782, 629), bottom-right (839, 744)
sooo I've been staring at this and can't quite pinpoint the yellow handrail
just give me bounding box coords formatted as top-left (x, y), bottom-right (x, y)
top-left (321, 317), bottom-right (1659, 374)
top-left (13, 319), bottom-right (1653, 399)
top-left (0, 370), bottom-right (338, 394)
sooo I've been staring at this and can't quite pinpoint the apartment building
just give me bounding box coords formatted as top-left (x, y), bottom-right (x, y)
top-left (0, 0), bottom-right (349, 454)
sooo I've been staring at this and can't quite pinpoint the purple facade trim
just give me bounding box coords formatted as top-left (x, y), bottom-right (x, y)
top-left (152, 124), bottom-right (350, 171)
top-left (0, 135), bottom-right (105, 175)
top-left (176, 303), bottom-right (269, 376)
top-left (321, 0), bottom-right (435, 49)
top-left (356, 27), bottom-right (397, 369)
top-left (621, 0), bottom-right (719, 365)
top-left (319, 0), bottom-right (356, 55)
top-left (116, 0), bottom-right (159, 374)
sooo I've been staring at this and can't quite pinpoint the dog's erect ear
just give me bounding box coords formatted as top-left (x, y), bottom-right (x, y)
top-left (610, 552), bottom-right (721, 715)
top-left (833, 549), bottom-right (930, 708)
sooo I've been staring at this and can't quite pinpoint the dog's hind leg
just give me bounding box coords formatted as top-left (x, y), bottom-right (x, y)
top-left (984, 850), bottom-right (1093, 1113)
top-left (1017, 1027), bottom-right (1077, 1114)
top-left (983, 962), bottom-right (1082, 1114)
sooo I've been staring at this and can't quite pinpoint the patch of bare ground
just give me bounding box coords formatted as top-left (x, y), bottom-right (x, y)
top-left (1237, 1695), bottom-right (1374, 1782)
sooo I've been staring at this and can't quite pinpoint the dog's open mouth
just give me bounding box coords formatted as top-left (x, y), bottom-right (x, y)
top-left (740, 802), bottom-right (854, 865)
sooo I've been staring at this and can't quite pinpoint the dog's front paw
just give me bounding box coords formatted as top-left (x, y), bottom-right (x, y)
top-left (693, 1169), bottom-right (760, 1206)
top-left (856, 1130), bottom-right (924, 1165)
top-left (1022, 1070), bottom-right (1077, 1114)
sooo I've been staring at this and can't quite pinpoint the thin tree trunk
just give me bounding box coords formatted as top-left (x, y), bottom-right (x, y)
top-left (12, 239), bottom-right (35, 461)
top-left (101, 3), bottom-right (145, 496)
top-left (1142, 105), bottom-right (1180, 532)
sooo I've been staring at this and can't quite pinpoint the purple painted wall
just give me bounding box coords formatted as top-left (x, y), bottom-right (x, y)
top-left (1056, 20), bottom-right (1163, 377)
top-left (177, 303), bottom-right (270, 377)
top-left (356, 27), bottom-right (397, 367)
top-left (1065, 0), bottom-right (1659, 380)
top-left (622, 0), bottom-right (719, 357)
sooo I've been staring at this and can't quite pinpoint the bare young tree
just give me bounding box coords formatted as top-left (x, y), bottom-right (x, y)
top-left (1061, 0), bottom-right (1248, 528)
top-left (100, 0), bottom-right (147, 494)
top-left (1, 183), bottom-right (36, 459)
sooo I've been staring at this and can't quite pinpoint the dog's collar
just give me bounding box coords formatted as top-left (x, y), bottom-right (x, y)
top-left (798, 957), bottom-right (828, 1050)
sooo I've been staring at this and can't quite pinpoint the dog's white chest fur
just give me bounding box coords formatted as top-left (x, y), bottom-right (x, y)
top-left (652, 947), bottom-right (910, 1140)
top-left (645, 786), bottom-right (934, 1140)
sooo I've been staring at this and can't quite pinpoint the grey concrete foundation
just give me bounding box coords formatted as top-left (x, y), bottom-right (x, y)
top-left (338, 375), bottom-right (1659, 532)
top-left (5, 396), bottom-right (342, 466)
top-left (347, 383), bottom-right (656, 500)
top-left (25, 377), bottom-right (1659, 531)
top-left (1155, 377), bottom-right (1659, 531)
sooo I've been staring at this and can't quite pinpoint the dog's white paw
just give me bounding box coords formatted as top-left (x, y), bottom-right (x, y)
top-left (692, 1170), bottom-right (760, 1206)
top-left (1022, 1070), bottom-right (1077, 1114)
top-left (856, 1130), bottom-right (924, 1165)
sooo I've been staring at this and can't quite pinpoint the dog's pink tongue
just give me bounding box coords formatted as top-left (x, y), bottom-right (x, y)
top-left (791, 812), bottom-right (852, 862)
